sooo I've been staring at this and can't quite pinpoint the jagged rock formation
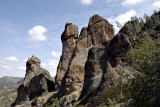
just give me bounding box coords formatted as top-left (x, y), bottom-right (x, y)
top-left (55, 23), bottom-right (79, 89)
top-left (12, 56), bottom-right (55, 106)
top-left (88, 14), bottom-right (114, 45)
top-left (56, 14), bottom-right (115, 101)
top-left (79, 47), bottom-right (107, 102)
top-left (54, 14), bottom-right (132, 107)
top-left (79, 33), bottom-right (132, 105)
top-left (13, 14), bottom-right (134, 107)
top-left (59, 27), bottom-right (90, 97)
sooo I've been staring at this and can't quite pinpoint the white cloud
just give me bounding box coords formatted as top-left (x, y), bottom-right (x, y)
top-left (51, 51), bottom-right (61, 58)
top-left (15, 67), bottom-right (26, 70)
top-left (153, 1), bottom-right (160, 7)
top-left (4, 56), bottom-right (18, 62)
top-left (108, 10), bottom-right (136, 34)
top-left (23, 58), bottom-right (28, 63)
top-left (28, 25), bottom-right (47, 41)
top-left (47, 59), bottom-right (58, 77)
top-left (2, 65), bottom-right (9, 69)
top-left (41, 63), bottom-right (47, 68)
top-left (113, 10), bottom-right (136, 24)
top-left (41, 59), bottom-right (59, 77)
top-left (0, 57), bottom-right (26, 77)
top-left (80, 0), bottom-right (93, 5)
top-left (47, 59), bottom-right (58, 68)
top-left (121, 0), bottom-right (143, 6)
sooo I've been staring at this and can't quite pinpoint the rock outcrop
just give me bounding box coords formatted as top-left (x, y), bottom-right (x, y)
top-left (107, 33), bottom-right (132, 58)
top-left (79, 33), bottom-right (132, 105)
top-left (51, 14), bottom-right (133, 107)
top-left (13, 14), bottom-right (134, 107)
top-left (58, 27), bottom-right (91, 99)
top-left (55, 23), bottom-right (79, 89)
top-left (79, 47), bottom-right (106, 101)
top-left (57, 15), bottom-right (116, 102)
top-left (88, 14), bottom-right (114, 46)
top-left (12, 56), bottom-right (55, 106)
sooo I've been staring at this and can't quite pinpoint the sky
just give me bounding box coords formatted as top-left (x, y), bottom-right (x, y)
top-left (0, 0), bottom-right (160, 78)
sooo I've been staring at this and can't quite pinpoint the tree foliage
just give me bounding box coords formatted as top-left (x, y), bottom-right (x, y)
top-left (119, 9), bottom-right (160, 106)
top-left (118, 16), bottom-right (143, 39)
top-left (128, 36), bottom-right (160, 73)
top-left (143, 11), bottom-right (160, 30)
top-left (40, 77), bottom-right (48, 94)
top-left (125, 36), bottom-right (160, 106)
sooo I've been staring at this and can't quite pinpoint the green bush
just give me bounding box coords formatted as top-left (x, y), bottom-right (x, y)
top-left (31, 96), bottom-right (38, 106)
top-left (46, 97), bottom-right (60, 107)
top-left (40, 77), bottom-right (48, 94)
top-left (72, 94), bottom-right (77, 99)
top-left (124, 35), bottom-right (160, 106)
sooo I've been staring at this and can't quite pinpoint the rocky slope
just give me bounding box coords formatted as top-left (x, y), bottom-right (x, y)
top-left (13, 14), bottom-right (134, 107)
top-left (0, 76), bottom-right (22, 90)
top-left (0, 76), bottom-right (22, 107)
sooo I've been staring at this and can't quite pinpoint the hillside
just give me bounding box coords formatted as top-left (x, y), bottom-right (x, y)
top-left (0, 76), bottom-right (23, 107)
top-left (0, 76), bottom-right (23, 90)
top-left (118, 10), bottom-right (160, 106)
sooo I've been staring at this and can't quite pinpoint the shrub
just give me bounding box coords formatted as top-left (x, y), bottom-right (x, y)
top-left (40, 77), bottom-right (48, 94)
top-left (124, 35), bottom-right (160, 106)
top-left (31, 96), bottom-right (38, 106)
top-left (46, 97), bottom-right (60, 107)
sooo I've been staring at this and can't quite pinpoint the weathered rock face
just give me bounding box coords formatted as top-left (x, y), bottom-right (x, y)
top-left (79, 33), bottom-right (132, 104)
top-left (75, 27), bottom-right (92, 53)
top-left (107, 33), bottom-right (132, 57)
top-left (55, 23), bottom-right (79, 89)
top-left (57, 15), bottom-right (116, 100)
top-left (61, 23), bottom-right (79, 42)
top-left (88, 14), bottom-right (115, 46)
top-left (105, 33), bottom-right (132, 67)
top-left (100, 61), bottom-right (119, 91)
top-left (59, 27), bottom-right (91, 98)
top-left (12, 14), bottom-right (134, 107)
top-left (79, 47), bottom-right (105, 100)
top-left (12, 56), bottom-right (55, 106)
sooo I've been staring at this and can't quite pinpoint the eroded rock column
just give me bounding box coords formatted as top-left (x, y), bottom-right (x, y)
top-left (55, 23), bottom-right (79, 89)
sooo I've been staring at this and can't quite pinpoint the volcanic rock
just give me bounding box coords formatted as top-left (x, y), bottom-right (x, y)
top-left (55, 23), bottom-right (79, 89)
top-left (59, 27), bottom-right (91, 98)
top-left (79, 47), bottom-right (106, 100)
top-left (12, 56), bottom-right (55, 106)
top-left (107, 33), bottom-right (132, 57)
top-left (88, 14), bottom-right (115, 46)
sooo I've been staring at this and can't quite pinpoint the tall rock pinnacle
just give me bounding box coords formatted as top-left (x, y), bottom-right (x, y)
top-left (55, 23), bottom-right (79, 89)
top-left (58, 14), bottom-right (116, 100)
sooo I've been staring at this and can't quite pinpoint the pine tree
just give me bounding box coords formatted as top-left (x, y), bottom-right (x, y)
top-left (40, 77), bottom-right (48, 94)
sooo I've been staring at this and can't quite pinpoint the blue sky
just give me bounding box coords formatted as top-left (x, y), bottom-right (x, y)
top-left (0, 0), bottom-right (160, 78)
